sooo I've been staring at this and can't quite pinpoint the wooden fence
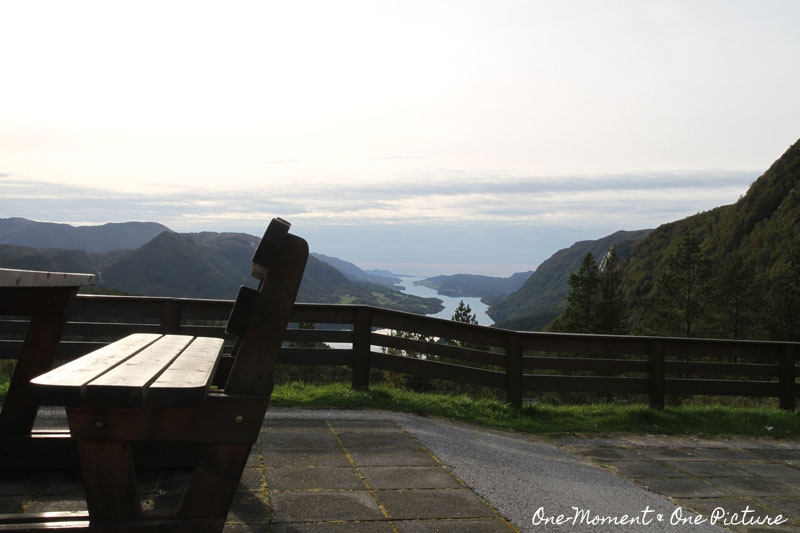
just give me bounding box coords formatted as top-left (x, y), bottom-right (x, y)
top-left (2, 294), bottom-right (799, 409)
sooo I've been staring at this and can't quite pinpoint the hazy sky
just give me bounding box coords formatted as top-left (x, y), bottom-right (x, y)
top-left (2, 1), bottom-right (799, 275)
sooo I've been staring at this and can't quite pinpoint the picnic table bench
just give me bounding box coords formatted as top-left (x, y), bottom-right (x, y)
top-left (4, 218), bottom-right (308, 532)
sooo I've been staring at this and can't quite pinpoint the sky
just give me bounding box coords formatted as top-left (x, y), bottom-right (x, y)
top-left (2, 1), bottom-right (799, 276)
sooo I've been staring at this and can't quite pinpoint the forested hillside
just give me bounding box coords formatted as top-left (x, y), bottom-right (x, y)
top-left (620, 138), bottom-right (800, 339)
top-left (488, 230), bottom-right (651, 330)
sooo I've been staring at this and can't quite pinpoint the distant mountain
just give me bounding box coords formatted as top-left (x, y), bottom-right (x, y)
top-left (0, 226), bottom-right (442, 314)
top-left (100, 231), bottom-right (251, 298)
top-left (488, 229), bottom-right (652, 330)
top-left (299, 257), bottom-right (441, 313)
top-left (0, 244), bottom-right (100, 275)
top-left (415, 271), bottom-right (533, 304)
top-left (0, 218), bottom-right (170, 253)
top-left (312, 253), bottom-right (400, 288)
top-left (365, 269), bottom-right (406, 278)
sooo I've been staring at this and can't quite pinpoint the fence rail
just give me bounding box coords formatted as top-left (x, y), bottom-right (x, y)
top-left (2, 294), bottom-right (798, 409)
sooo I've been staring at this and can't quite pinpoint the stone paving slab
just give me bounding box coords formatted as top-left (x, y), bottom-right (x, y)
top-left (376, 488), bottom-right (499, 520)
top-left (266, 466), bottom-right (365, 490)
top-left (338, 430), bottom-right (421, 449)
top-left (348, 447), bottom-right (440, 467)
top-left (269, 490), bottom-right (386, 523)
top-left (568, 439), bottom-right (800, 532)
top-left (261, 431), bottom-right (341, 449)
top-left (393, 518), bottom-right (514, 532)
top-left (360, 465), bottom-right (464, 489)
top-left (669, 460), bottom-right (749, 477)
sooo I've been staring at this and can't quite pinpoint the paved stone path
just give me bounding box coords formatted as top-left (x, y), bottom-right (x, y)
top-left (1, 407), bottom-right (798, 532)
top-left (558, 435), bottom-right (800, 533)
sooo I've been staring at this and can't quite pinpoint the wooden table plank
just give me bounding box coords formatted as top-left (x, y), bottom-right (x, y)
top-left (84, 335), bottom-right (194, 403)
top-left (0, 268), bottom-right (95, 288)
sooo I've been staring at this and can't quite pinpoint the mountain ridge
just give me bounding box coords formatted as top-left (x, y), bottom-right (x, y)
top-left (0, 217), bottom-right (171, 253)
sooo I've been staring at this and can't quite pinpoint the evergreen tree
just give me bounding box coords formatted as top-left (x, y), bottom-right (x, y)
top-left (769, 248), bottom-right (800, 341)
top-left (707, 254), bottom-right (764, 339)
top-left (451, 300), bottom-right (479, 324)
top-left (652, 232), bottom-right (709, 337)
top-left (551, 252), bottom-right (600, 333)
top-left (597, 247), bottom-right (626, 334)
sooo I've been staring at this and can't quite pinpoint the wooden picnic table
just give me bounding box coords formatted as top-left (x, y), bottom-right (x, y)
top-left (0, 268), bottom-right (95, 469)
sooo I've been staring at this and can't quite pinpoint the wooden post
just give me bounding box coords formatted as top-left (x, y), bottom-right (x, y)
top-left (648, 339), bottom-right (665, 410)
top-left (505, 333), bottom-right (523, 408)
top-left (161, 299), bottom-right (181, 334)
top-left (352, 307), bottom-right (372, 391)
top-left (779, 345), bottom-right (796, 411)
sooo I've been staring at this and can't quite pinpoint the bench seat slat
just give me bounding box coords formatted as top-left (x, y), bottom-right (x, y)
top-left (84, 335), bottom-right (195, 404)
top-left (30, 333), bottom-right (162, 404)
top-left (147, 337), bottom-right (225, 406)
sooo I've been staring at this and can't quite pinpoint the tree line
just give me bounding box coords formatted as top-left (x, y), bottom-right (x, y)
top-left (548, 235), bottom-right (800, 342)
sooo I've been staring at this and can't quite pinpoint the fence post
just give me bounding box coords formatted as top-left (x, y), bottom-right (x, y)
top-left (352, 307), bottom-right (372, 391)
top-left (506, 333), bottom-right (523, 409)
top-left (779, 345), bottom-right (796, 411)
top-left (160, 299), bottom-right (181, 334)
top-left (648, 339), bottom-right (665, 410)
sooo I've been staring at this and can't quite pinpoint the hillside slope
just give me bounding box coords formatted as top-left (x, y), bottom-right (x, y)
top-left (99, 232), bottom-right (250, 298)
top-left (488, 229), bottom-right (652, 330)
top-left (311, 253), bottom-right (400, 288)
top-left (622, 138), bottom-right (800, 332)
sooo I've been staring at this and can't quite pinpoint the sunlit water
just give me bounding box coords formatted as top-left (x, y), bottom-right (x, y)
top-left (393, 276), bottom-right (493, 326)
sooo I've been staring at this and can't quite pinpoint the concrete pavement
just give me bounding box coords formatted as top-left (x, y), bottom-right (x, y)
top-left (0, 407), bottom-right (798, 532)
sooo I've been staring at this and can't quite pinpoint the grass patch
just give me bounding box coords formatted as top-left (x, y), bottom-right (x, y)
top-left (272, 382), bottom-right (800, 438)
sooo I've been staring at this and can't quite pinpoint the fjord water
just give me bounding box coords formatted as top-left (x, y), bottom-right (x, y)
top-left (396, 276), bottom-right (493, 326)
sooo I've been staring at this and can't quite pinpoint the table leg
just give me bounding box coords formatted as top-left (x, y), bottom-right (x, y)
top-left (0, 307), bottom-right (71, 436)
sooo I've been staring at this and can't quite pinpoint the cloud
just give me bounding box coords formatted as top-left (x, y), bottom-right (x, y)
top-left (373, 155), bottom-right (422, 161)
top-left (1, 170), bottom-right (758, 273)
top-left (2, 170), bottom-right (756, 231)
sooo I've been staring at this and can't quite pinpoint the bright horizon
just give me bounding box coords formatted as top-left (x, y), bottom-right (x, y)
top-left (2, 1), bottom-right (799, 276)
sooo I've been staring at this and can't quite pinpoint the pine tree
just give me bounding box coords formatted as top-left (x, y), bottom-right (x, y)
top-left (707, 254), bottom-right (764, 339)
top-left (653, 232), bottom-right (709, 337)
top-left (451, 300), bottom-right (478, 325)
top-left (552, 252), bottom-right (600, 333)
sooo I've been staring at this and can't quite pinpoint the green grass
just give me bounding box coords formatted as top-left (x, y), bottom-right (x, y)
top-left (3, 376), bottom-right (797, 438)
top-left (272, 382), bottom-right (800, 439)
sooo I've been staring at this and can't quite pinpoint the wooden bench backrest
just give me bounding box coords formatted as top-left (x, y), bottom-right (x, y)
top-left (222, 218), bottom-right (308, 396)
